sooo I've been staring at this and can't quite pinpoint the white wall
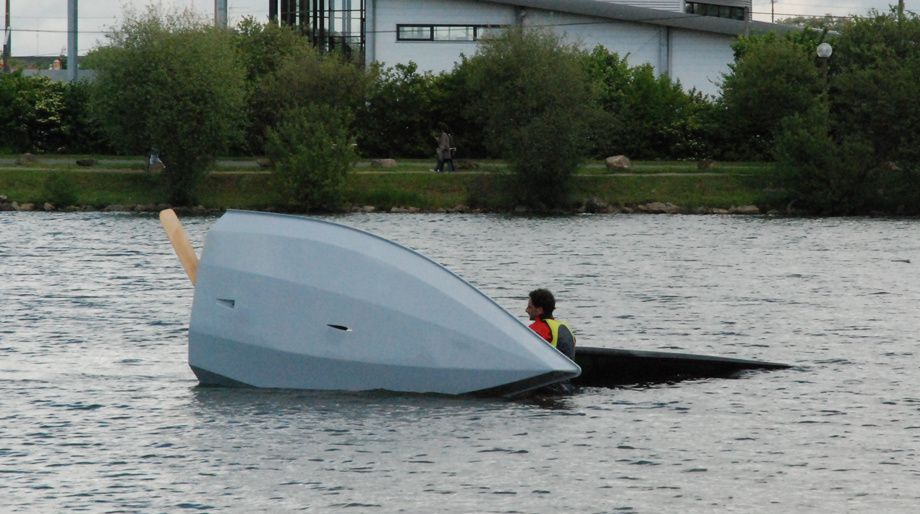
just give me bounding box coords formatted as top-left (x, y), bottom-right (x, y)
top-left (372, 0), bottom-right (514, 73)
top-left (669, 29), bottom-right (734, 97)
top-left (523, 9), bottom-right (663, 70)
top-left (370, 0), bottom-right (735, 96)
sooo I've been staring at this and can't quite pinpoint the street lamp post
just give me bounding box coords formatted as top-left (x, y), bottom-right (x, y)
top-left (816, 42), bottom-right (833, 94)
top-left (2, 0), bottom-right (10, 73)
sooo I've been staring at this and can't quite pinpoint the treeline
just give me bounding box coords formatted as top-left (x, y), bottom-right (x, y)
top-left (2, 7), bottom-right (919, 213)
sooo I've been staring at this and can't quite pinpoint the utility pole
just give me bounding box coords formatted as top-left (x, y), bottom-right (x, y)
top-left (214, 0), bottom-right (227, 28)
top-left (771, 0), bottom-right (775, 23)
top-left (898, 0), bottom-right (905, 22)
top-left (2, 0), bottom-right (10, 73)
top-left (67, 0), bottom-right (77, 82)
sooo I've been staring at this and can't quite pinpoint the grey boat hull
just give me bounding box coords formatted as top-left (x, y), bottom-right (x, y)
top-left (188, 211), bottom-right (580, 396)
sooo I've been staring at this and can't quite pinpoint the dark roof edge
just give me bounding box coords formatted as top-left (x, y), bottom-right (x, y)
top-left (479, 0), bottom-right (799, 36)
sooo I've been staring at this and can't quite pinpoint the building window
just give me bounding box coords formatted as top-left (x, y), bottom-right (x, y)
top-left (397, 25), bottom-right (432, 41)
top-left (397, 24), bottom-right (506, 42)
top-left (434, 26), bottom-right (475, 41)
top-left (475, 26), bottom-right (506, 39)
top-left (685, 2), bottom-right (746, 20)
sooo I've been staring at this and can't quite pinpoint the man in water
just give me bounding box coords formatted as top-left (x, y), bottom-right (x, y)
top-left (526, 288), bottom-right (576, 359)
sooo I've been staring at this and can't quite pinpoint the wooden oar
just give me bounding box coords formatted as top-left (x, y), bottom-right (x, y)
top-left (159, 208), bottom-right (199, 285)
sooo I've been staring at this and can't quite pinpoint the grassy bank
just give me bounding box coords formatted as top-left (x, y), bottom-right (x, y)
top-left (0, 156), bottom-right (788, 213)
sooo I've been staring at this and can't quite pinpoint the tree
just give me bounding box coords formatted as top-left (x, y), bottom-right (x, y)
top-left (774, 103), bottom-right (876, 214)
top-left (427, 57), bottom-right (490, 159)
top-left (828, 9), bottom-right (920, 167)
top-left (253, 47), bottom-right (369, 150)
top-left (466, 28), bottom-right (596, 209)
top-left (234, 18), bottom-right (314, 154)
top-left (775, 10), bottom-right (920, 214)
top-left (717, 32), bottom-right (824, 160)
top-left (357, 62), bottom-right (439, 158)
top-left (776, 14), bottom-right (853, 32)
top-left (264, 105), bottom-right (357, 211)
top-left (89, 7), bottom-right (245, 204)
top-left (584, 45), bottom-right (709, 159)
top-left (0, 73), bottom-right (65, 153)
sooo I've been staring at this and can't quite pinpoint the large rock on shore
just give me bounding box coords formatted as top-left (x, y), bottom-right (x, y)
top-left (16, 153), bottom-right (37, 166)
top-left (697, 159), bottom-right (718, 170)
top-left (730, 205), bottom-right (760, 214)
top-left (582, 197), bottom-right (609, 213)
top-left (605, 155), bottom-right (631, 170)
top-left (371, 158), bottom-right (398, 168)
top-left (637, 201), bottom-right (679, 214)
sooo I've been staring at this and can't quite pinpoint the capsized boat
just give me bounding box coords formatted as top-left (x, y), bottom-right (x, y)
top-left (160, 209), bottom-right (580, 397)
top-left (571, 347), bottom-right (790, 388)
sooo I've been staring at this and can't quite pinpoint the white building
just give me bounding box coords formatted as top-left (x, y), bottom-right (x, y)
top-left (363, 0), bottom-right (792, 96)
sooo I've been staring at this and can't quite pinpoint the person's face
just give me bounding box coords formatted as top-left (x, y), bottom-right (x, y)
top-left (526, 298), bottom-right (543, 320)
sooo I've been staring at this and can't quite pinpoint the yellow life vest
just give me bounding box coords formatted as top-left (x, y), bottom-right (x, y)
top-left (544, 318), bottom-right (571, 348)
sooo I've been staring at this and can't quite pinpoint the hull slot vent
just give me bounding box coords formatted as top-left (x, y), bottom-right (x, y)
top-left (327, 324), bottom-right (351, 332)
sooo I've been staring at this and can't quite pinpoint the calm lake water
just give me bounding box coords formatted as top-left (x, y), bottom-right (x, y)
top-left (2, 212), bottom-right (919, 513)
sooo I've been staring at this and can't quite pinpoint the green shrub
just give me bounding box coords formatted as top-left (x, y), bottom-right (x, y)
top-left (233, 18), bottom-right (315, 155)
top-left (61, 80), bottom-right (111, 154)
top-left (356, 60), bottom-right (488, 160)
top-left (771, 11), bottom-right (920, 214)
top-left (717, 32), bottom-right (824, 160)
top-left (357, 62), bottom-right (438, 158)
top-left (585, 46), bottom-right (708, 159)
top-left (252, 42), bottom-right (369, 156)
top-left (466, 28), bottom-right (596, 209)
top-left (0, 73), bottom-right (63, 153)
top-left (774, 104), bottom-right (876, 214)
top-left (42, 172), bottom-right (79, 207)
top-left (265, 105), bottom-right (357, 211)
top-left (88, 7), bottom-right (245, 204)
top-left (829, 11), bottom-right (920, 168)
top-left (428, 58), bottom-right (489, 159)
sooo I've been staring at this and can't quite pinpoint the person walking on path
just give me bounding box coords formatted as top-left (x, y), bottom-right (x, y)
top-left (432, 123), bottom-right (455, 173)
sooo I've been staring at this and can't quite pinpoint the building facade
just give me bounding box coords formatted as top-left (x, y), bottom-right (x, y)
top-left (266, 0), bottom-right (787, 97)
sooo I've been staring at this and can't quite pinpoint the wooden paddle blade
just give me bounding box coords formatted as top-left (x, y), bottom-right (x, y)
top-left (159, 209), bottom-right (199, 285)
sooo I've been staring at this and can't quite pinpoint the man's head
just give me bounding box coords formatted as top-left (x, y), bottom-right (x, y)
top-left (527, 288), bottom-right (555, 320)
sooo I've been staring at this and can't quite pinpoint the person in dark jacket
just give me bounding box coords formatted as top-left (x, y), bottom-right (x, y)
top-left (432, 123), bottom-right (455, 173)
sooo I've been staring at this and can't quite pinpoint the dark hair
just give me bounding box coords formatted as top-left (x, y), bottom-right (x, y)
top-left (437, 122), bottom-right (449, 133)
top-left (528, 288), bottom-right (555, 317)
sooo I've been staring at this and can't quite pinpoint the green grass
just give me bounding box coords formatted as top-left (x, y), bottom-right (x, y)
top-left (0, 156), bottom-right (787, 212)
top-left (573, 172), bottom-right (785, 210)
top-left (0, 168), bottom-right (162, 207)
top-left (197, 173), bottom-right (278, 209)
